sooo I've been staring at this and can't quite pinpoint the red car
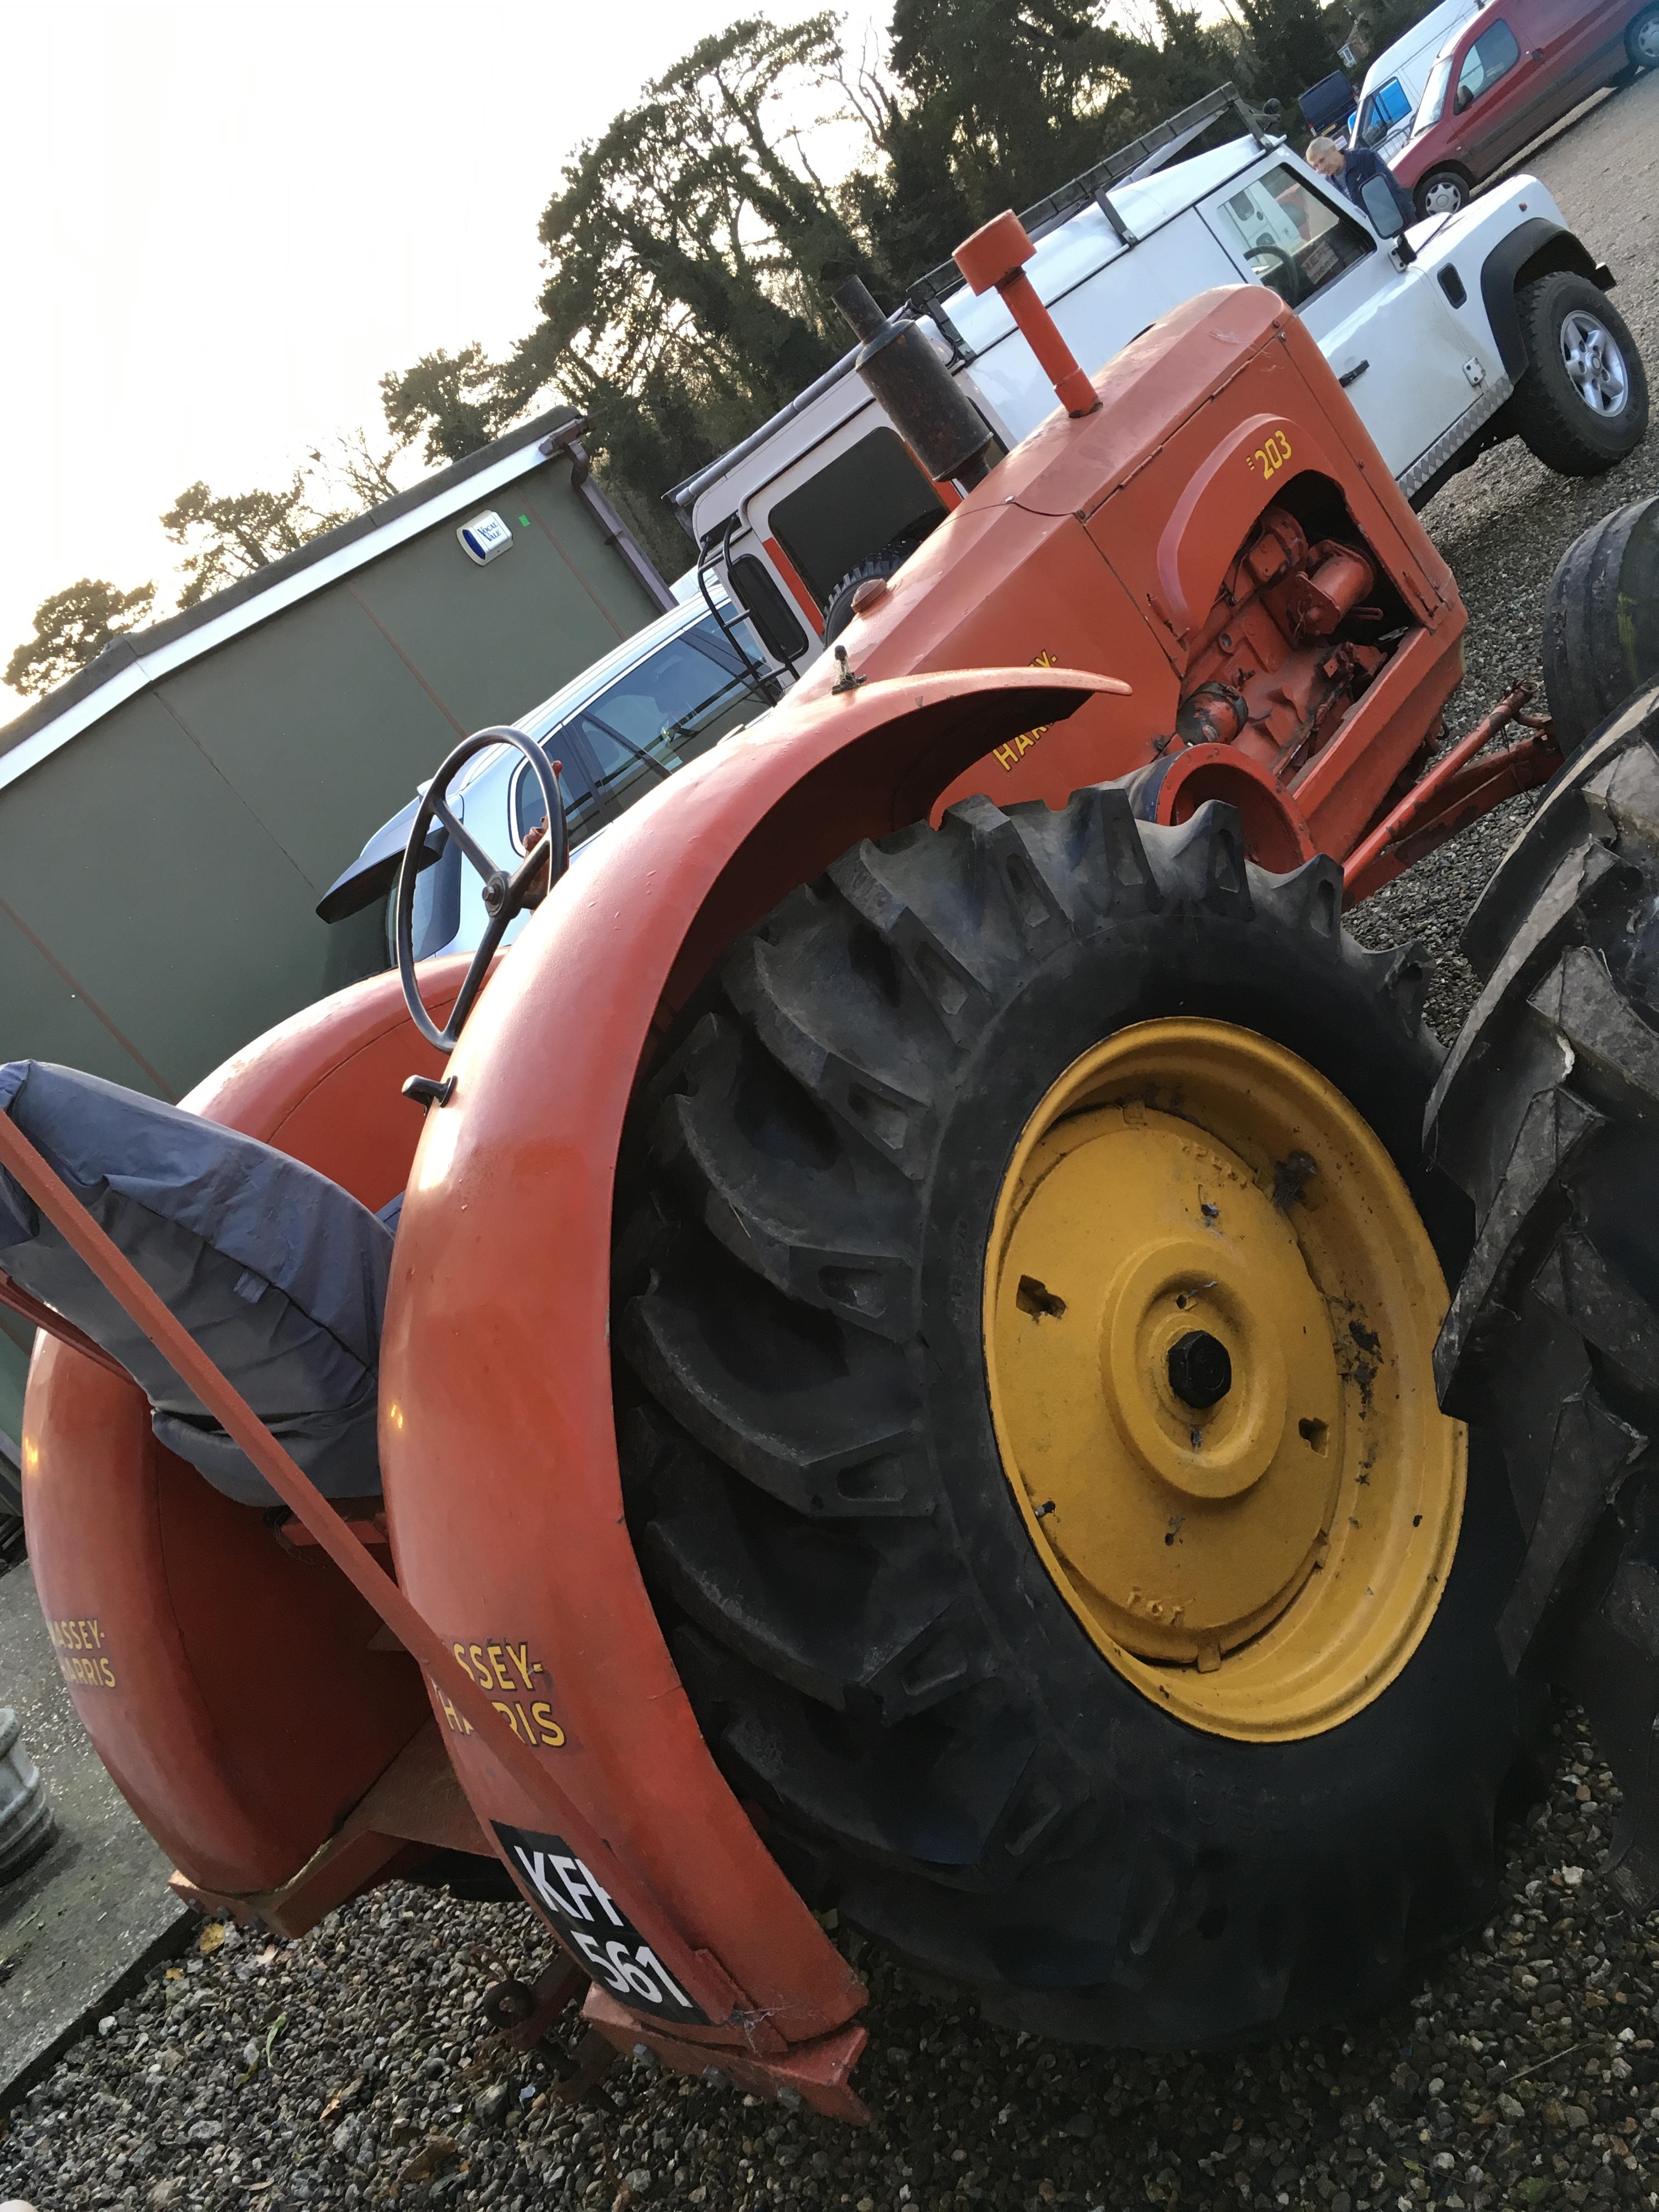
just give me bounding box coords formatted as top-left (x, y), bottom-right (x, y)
top-left (1393, 0), bottom-right (1659, 214)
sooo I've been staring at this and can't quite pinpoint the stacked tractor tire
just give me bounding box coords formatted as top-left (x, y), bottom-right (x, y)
top-left (1429, 496), bottom-right (1659, 1906)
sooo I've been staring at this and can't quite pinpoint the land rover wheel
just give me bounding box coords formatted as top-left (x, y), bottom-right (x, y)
top-left (822, 544), bottom-right (918, 645)
top-left (614, 791), bottom-right (1530, 2046)
top-left (1512, 271), bottom-right (1649, 476)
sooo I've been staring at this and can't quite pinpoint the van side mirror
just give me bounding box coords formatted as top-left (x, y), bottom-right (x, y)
top-left (1359, 174), bottom-right (1406, 238)
top-left (1453, 82), bottom-right (1474, 111)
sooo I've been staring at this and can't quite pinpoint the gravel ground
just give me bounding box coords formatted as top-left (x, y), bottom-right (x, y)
top-left (5, 71), bottom-right (1659, 2212)
top-left (2, 1718), bottom-right (1657, 2212)
top-left (1348, 64), bottom-right (1659, 1031)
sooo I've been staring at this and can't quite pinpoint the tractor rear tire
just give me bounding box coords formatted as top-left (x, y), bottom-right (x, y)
top-left (1426, 678), bottom-right (1659, 1910)
top-left (1543, 496), bottom-right (1659, 759)
top-left (614, 791), bottom-right (1527, 2047)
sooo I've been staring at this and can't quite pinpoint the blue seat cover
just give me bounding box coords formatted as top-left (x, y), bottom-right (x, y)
top-left (0, 1060), bottom-right (393, 1506)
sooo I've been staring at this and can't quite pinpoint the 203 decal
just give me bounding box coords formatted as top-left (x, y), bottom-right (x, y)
top-left (1250, 430), bottom-right (1293, 481)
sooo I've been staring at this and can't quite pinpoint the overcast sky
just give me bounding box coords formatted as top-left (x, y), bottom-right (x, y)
top-left (0, 0), bottom-right (884, 706)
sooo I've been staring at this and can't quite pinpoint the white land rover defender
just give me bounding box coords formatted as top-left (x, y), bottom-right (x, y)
top-left (674, 85), bottom-right (1646, 665)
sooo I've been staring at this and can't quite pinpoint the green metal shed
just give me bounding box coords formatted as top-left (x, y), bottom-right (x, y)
top-left (0, 405), bottom-right (672, 1466)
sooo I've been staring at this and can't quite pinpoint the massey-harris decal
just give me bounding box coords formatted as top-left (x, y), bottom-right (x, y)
top-left (993, 648), bottom-right (1060, 771)
top-left (433, 1636), bottom-right (566, 1748)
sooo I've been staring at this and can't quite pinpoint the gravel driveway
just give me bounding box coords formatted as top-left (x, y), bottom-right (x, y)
top-left (4, 70), bottom-right (1659, 2212)
top-left (1350, 64), bottom-right (1659, 1029)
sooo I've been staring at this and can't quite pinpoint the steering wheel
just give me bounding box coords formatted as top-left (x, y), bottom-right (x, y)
top-left (1245, 244), bottom-right (1303, 307)
top-left (395, 726), bottom-right (567, 1053)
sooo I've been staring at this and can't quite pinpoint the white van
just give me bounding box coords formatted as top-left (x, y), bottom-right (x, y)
top-left (1351, 0), bottom-right (1482, 162)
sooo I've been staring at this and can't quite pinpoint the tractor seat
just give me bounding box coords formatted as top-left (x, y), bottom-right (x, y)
top-left (0, 1060), bottom-right (392, 1508)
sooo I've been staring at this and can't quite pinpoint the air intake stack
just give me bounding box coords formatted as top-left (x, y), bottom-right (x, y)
top-left (953, 211), bottom-right (1101, 420)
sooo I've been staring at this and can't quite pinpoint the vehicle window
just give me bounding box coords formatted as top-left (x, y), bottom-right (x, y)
top-left (1357, 76), bottom-right (1411, 144)
top-left (1413, 50), bottom-right (1455, 133)
top-left (1212, 165), bottom-right (1374, 309)
top-left (727, 552), bottom-right (809, 661)
top-left (1456, 19), bottom-right (1520, 103)
top-left (384, 837), bottom-right (462, 967)
top-left (768, 428), bottom-right (945, 607)
top-left (513, 737), bottom-right (596, 845)
top-left (520, 616), bottom-right (760, 836)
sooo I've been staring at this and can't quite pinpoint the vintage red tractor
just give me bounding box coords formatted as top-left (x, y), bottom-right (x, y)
top-left (1, 211), bottom-right (1607, 2119)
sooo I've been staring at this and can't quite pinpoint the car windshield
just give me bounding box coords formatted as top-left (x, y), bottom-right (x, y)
top-left (516, 613), bottom-right (761, 841)
top-left (1413, 51), bottom-right (1455, 134)
top-left (1357, 76), bottom-right (1411, 144)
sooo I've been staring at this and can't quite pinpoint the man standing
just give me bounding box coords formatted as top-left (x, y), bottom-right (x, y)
top-left (1307, 134), bottom-right (1418, 226)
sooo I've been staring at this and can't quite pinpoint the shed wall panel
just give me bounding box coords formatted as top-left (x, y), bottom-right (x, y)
top-left (155, 586), bottom-right (459, 896)
top-left (0, 903), bottom-right (165, 1094)
top-left (0, 447), bottom-right (663, 1099)
top-left (347, 466), bottom-right (636, 737)
top-left (522, 471), bottom-right (656, 638)
top-left (0, 693), bottom-right (317, 1093)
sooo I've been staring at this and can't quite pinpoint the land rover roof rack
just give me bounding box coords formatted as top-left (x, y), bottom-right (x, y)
top-left (905, 83), bottom-right (1268, 332)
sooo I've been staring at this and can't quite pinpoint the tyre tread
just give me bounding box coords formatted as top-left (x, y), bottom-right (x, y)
top-left (1429, 715), bottom-right (1659, 1904)
top-left (620, 790), bottom-right (1522, 2035)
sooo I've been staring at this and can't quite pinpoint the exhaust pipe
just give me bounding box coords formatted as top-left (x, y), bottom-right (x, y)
top-left (833, 278), bottom-right (998, 490)
top-left (953, 212), bottom-right (1101, 420)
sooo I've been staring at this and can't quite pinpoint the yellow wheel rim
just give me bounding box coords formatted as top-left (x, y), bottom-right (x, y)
top-left (983, 1018), bottom-right (1464, 1742)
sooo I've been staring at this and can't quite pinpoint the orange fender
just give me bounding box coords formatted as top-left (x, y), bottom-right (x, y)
top-left (382, 668), bottom-right (1122, 2047)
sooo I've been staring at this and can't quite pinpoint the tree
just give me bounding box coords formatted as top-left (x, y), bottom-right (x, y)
top-left (884, 0), bottom-right (1122, 222)
top-left (379, 344), bottom-right (517, 469)
top-left (161, 475), bottom-right (344, 610)
top-left (844, 0), bottom-right (1232, 281)
top-left (310, 427), bottom-right (407, 512)
top-left (1104, 1), bottom-right (1240, 122)
top-left (1233, 0), bottom-right (1338, 110)
top-left (5, 577), bottom-right (157, 698)
top-left (366, 0), bottom-right (1289, 555)
top-left (482, 15), bottom-right (870, 560)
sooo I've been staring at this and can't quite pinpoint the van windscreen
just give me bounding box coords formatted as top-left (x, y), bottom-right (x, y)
top-left (1357, 76), bottom-right (1410, 142)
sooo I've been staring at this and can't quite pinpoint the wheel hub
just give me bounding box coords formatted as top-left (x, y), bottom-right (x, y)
top-left (1167, 1329), bottom-right (1231, 1409)
top-left (1561, 311), bottom-right (1629, 419)
top-left (983, 1018), bottom-right (1464, 1741)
